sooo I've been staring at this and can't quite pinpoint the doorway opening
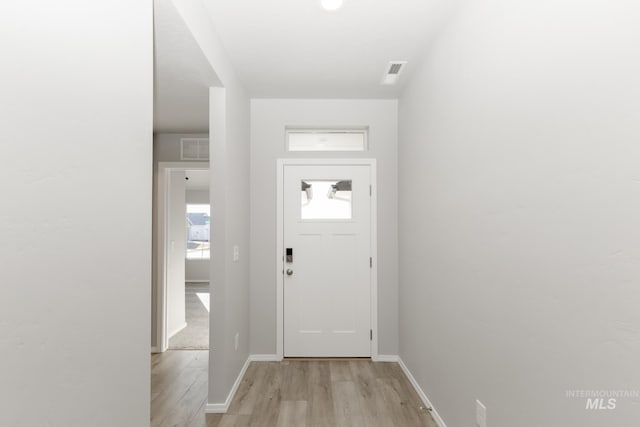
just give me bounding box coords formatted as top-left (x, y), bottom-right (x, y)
top-left (156, 163), bottom-right (210, 352)
top-left (170, 170), bottom-right (210, 350)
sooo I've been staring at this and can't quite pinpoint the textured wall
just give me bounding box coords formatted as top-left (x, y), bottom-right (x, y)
top-left (0, 0), bottom-right (153, 425)
top-left (398, 0), bottom-right (640, 426)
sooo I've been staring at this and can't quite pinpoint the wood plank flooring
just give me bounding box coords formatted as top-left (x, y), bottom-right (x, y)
top-left (151, 350), bottom-right (438, 427)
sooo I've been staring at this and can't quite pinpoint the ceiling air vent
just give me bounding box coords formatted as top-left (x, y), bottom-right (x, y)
top-left (181, 138), bottom-right (209, 161)
top-left (388, 63), bottom-right (404, 75)
top-left (381, 61), bottom-right (408, 85)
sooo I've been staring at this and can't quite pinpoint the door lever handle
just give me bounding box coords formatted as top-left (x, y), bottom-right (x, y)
top-left (286, 269), bottom-right (294, 276)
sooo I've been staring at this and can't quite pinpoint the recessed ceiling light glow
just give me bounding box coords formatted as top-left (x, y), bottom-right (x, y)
top-left (320, 0), bottom-right (344, 11)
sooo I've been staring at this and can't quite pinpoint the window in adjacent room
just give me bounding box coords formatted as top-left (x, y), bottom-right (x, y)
top-left (186, 204), bottom-right (210, 259)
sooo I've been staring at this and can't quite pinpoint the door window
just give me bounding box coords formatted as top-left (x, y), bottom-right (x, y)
top-left (300, 180), bottom-right (352, 220)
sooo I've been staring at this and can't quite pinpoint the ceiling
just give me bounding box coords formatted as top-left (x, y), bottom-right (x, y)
top-left (154, 0), bottom-right (454, 131)
top-left (154, 0), bottom-right (220, 133)
top-left (202, 0), bottom-right (453, 98)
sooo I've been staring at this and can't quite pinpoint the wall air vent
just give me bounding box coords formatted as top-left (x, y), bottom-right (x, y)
top-left (381, 61), bottom-right (408, 85)
top-left (180, 138), bottom-right (209, 160)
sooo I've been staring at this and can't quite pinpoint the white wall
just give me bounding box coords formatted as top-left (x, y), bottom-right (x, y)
top-left (398, 1), bottom-right (640, 426)
top-left (250, 99), bottom-right (399, 355)
top-left (187, 189), bottom-right (209, 204)
top-left (0, 1), bottom-right (152, 426)
top-left (173, 0), bottom-right (251, 405)
top-left (186, 259), bottom-right (210, 282)
top-left (167, 171), bottom-right (187, 337)
top-left (186, 190), bottom-right (211, 282)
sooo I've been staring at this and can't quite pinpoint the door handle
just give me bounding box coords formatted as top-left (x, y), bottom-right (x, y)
top-left (286, 269), bottom-right (294, 276)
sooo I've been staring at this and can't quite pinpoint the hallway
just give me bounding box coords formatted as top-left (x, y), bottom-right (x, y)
top-left (6, 0), bottom-right (640, 426)
top-left (151, 351), bottom-right (438, 426)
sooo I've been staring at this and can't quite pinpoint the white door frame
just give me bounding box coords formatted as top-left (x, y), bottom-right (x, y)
top-left (156, 161), bottom-right (209, 352)
top-left (276, 158), bottom-right (378, 359)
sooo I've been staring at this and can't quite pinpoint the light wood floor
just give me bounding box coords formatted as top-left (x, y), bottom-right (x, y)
top-left (151, 350), bottom-right (438, 427)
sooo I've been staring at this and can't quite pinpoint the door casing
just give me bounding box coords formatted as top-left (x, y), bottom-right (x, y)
top-left (276, 158), bottom-right (378, 360)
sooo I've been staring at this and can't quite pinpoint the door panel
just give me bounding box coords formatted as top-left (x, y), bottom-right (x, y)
top-left (167, 170), bottom-right (186, 339)
top-left (283, 165), bottom-right (371, 357)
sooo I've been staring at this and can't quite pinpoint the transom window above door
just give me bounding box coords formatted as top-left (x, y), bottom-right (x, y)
top-left (286, 128), bottom-right (367, 152)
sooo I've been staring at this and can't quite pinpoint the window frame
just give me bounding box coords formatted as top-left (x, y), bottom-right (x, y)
top-left (285, 127), bottom-right (369, 152)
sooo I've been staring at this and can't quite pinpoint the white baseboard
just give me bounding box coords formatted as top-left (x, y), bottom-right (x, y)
top-left (249, 354), bottom-right (282, 362)
top-left (205, 403), bottom-right (229, 413)
top-left (205, 356), bottom-right (251, 414)
top-left (151, 346), bottom-right (160, 354)
top-left (372, 354), bottom-right (400, 362)
top-left (167, 322), bottom-right (188, 340)
top-left (397, 358), bottom-right (448, 427)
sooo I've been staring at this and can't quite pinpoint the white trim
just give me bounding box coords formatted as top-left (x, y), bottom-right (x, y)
top-left (398, 358), bottom-right (448, 427)
top-left (151, 346), bottom-right (160, 354)
top-left (369, 161), bottom-right (378, 361)
top-left (184, 280), bottom-right (210, 284)
top-left (204, 403), bottom-right (228, 413)
top-left (205, 356), bottom-right (251, 413)
top-left (275, 158), bottom-right (378, 359)
top-left (372, 354), bottom-right (400, 362)
top-left (249, 354), bottom-right (283, 362)
top-left (156, 161), bottom-right (209, 353)
top-left (276, 161), bottom-right (284, 358)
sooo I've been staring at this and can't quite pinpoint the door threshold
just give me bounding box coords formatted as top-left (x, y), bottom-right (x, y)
top-left (282, 357), bottom-right (371, 362)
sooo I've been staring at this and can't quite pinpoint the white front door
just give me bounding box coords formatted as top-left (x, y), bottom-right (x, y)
top-left (283, 164), bottom-right (372, 357)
